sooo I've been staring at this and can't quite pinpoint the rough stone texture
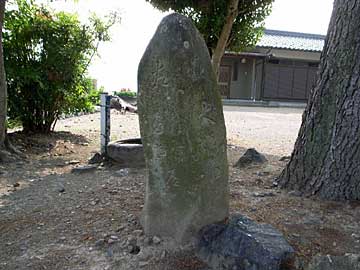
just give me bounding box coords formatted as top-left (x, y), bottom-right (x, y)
top-left (107, 138), bottom-right (145, 167)
top-left (197, 214), bottom-right (294, 270)
top-left (234, 148), bottom-right (267, 168)
top-left (306, 254), bottom-right (360, 270)
top-left (138, 13), bottom-right (229, 243)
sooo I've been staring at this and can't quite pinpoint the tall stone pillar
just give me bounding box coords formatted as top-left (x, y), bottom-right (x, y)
top-left (138, 13), bottom-right (229, 243)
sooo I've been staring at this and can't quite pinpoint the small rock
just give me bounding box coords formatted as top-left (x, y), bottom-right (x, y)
top-left (130, 245), bottom-right (141, 254)
top-left (252, 192), bottom-right (276, 198)
top-left (71, 165), bottom-right (97, 174)
top-left (256, 171), bottom-right (271, 176)
top-left (127, 235), bottom-right (137, 247)
top-left (108, 239), bottom-right (116, 244)
top-left (133, 230), bottom-right (143, 237)
top-left (95, 239), bottom-right (105, 247)
top-left (13, 182), bottom-right (20, 188)
top-left (152, 236), bottom-right (161, 244)
top-left (90, 199), bottom-right (100, 206)
top-left (234, 148), bottom-right (267, 168)
top-left (139, 261), bottom-right (149, 267)
top-left (57, 184), bottom-right (65, 193)
top-left (160, 250), bottom-right (167, 260)
top-left (88, 153), bottom-right (104, 164)
top-left (115, 168), bottom-right (129, 177)
top-left (68, 160), bottom-right (80, 165)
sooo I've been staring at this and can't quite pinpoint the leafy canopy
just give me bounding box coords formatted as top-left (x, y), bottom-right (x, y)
top-left (146, 0), bottom-right (273, 53)
top-left (3, 0), bottom-right (119, 133)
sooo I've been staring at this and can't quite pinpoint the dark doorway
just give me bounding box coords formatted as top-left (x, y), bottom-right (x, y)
top-left (218, 65), bottom-right (231, 98)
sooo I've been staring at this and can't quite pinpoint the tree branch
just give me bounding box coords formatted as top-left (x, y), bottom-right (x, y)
top-left (211, 0), bottom-right (239, 78)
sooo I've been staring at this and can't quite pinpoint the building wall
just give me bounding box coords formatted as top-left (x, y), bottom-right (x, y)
top-left (254, 59), bottom-right (264, 100)
top-left (221, 56), bottom-right (254, 99)
top-left (220, 49), bottom-right (321, 101)
top-left (262, 59), bottom-right (318, 101)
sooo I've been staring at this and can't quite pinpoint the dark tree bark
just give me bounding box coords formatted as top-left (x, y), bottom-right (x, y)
top-left (278, 0), bottom-right (360, 200)
top-left (0, 0), bottom-right (6, 148)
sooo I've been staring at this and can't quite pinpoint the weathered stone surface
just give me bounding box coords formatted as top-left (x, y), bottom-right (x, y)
top-left (306, 254), bottom-right (360, 270)
top-left (234, 148), bottom-right (267, 168)
top-left (107, 138), bottom-right (145, 167)
top-left (197, 214), bottom-right (294, 270)
top-left (138, 13), bottom-right (229, 243)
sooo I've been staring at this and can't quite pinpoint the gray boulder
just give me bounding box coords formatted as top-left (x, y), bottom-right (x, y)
top-left (306, 254), bottom-right (360, 270)
top-left (197, 214), bottom-right (294, 270)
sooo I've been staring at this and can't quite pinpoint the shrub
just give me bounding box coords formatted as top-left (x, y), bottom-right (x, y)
top-left (3, 0), bottom-right (118, 133)
top-left (114, 88), bottom-right (137, 98)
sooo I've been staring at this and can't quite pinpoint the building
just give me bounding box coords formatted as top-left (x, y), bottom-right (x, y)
top-left (219, 29), bottom-right (325, 103)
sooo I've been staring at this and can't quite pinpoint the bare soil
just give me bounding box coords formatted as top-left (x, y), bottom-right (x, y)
top-left (1, 106), bottom-right (360, 270)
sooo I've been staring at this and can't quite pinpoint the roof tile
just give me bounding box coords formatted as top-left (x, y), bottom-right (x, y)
top-left (257, 29), bottom-right (325, 52)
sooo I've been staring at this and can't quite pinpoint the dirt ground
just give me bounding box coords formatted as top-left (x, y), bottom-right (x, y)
top-left (1, 106), bottom-right (360, 270)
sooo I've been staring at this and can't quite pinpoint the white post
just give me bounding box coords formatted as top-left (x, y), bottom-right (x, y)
top-left (100, 93), bottom-right (110, 154)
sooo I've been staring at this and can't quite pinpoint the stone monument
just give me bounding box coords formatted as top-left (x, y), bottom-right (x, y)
top-left (138, 13), bottom-right (229, 243)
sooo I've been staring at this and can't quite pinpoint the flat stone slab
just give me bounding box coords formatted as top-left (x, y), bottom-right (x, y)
top-left (197, 214), bottom-right (294, 270)
top-left (107, 138), bottom-right (145, 167)
top-left (306, 254), bottom-right (360, 270)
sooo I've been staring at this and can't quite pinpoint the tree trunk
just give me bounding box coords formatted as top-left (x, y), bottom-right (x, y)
top-left (278, 0), bottom-right (360, 200)
top-left (0, 0), bottom-right (6, 148)
top-left (211, 0), bottom-right (239, 78)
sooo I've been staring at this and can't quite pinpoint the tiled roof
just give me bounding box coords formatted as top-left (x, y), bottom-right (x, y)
top-left (257, 29), bottom-right (325, 52)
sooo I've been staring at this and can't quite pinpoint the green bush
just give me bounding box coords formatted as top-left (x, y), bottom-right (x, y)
top-left (3, 0), bottom-right (118, 133)
top-left (114, 89), bottom-right (137, 98)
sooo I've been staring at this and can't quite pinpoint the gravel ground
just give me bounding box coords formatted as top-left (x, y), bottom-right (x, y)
top-left (223, 106), bottom-right (303, 156)
top-left (1, 106), bottom-right (360, 270)
top-left (55, 105), bottom-right (304, 157)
